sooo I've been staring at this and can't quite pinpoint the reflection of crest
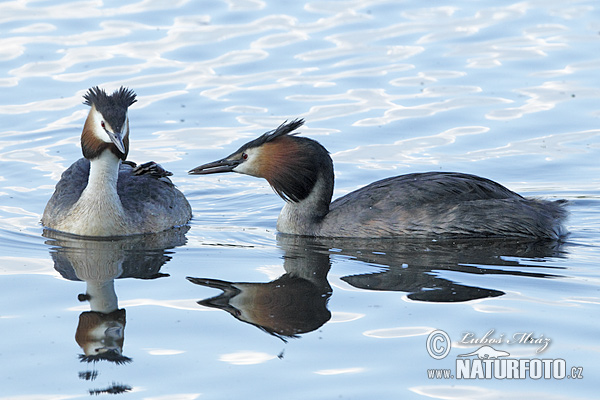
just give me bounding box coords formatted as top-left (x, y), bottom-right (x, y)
top-left (189, 235), bottom-right (332, 341)
top-left (88, 384), bottom-right (132, 396)
top-left (190, 235), bottom-right (565, 343)
top-left (76, 309), bottom-right (131, 365)
top-left (190, 274), bottom-right (332, 341)
top-left (45, 227), bottom-right (188, 362)
top-left (43, 227), bottom-right (188, 394)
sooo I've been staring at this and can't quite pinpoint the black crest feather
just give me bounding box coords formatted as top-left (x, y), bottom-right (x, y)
top-left (79, 351), bottom-right (133, 365)
top-left (81, 86), bottom-right (137, 160)
top-left (83, 86), bottom-right (136, 134)
top-left (83, 86), bottom-right (137, 111)
top-left (251, 120), bottom-right (333, 204)
top-left (237, 119), bottom-right (305, 154)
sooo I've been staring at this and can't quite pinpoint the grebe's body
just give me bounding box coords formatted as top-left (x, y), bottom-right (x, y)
top-left (42, 87), bottom-right (191, 237)
top-left (189, 120), bottom-right (567, 239)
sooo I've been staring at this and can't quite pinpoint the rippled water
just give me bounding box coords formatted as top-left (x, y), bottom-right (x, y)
top-left (1, 1), bottom-right (599, 399)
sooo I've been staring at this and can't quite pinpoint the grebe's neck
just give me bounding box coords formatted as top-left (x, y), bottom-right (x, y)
top-left (277, 188), bottom-right (330, 236)
top-left (86, 150), bottom-right (122, 194)
top-left (66, 150), bottom-right (128, 236)
top-left (275, 147), bottom-right (334, 236)
top-left (85, 279), bottom-right (119, 313)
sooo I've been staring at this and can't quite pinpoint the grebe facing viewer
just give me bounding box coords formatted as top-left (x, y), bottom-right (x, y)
top-left (42, 87), bottom-right (191, 237)
top-left (189, 119), bottom-right (567, 239)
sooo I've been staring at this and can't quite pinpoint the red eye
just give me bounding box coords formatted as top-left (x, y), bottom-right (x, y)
top-left (101, 121), bottom-right (106, 129)
top-left (242, 153), bottom-right (248, 160)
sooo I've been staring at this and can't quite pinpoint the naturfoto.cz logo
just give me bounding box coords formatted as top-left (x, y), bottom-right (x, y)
top-left (426, 329), bottom-right (584, 380)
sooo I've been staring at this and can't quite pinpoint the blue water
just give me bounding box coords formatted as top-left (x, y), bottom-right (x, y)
top-left (0, 1), bottom-right (599, 399)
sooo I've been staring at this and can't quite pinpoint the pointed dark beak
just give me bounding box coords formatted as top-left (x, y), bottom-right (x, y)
top-left (188, 158), bottom-right (240, 175)
top-left (104, 118), bottom-right (127, 155)
top-left (108, 130), bottom-right (126, 155)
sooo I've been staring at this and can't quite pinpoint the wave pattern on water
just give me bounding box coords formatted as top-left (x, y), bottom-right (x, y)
top-left (0, 1), bottom-right (599, 399)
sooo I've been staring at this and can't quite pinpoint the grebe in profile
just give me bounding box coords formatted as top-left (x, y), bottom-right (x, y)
top-left (42, 86), bottom-right (191, 237)
top-left (189, 119), bottom-right (567, 239)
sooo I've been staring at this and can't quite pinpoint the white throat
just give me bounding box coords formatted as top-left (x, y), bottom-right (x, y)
top-left (276, 174), bottom-right (331, 235)
top-left (87, 150), bottom-right (121, 192)
top-left (85, 279), bottom-right (119, 313)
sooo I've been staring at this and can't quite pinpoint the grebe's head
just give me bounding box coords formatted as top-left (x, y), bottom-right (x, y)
top-left (81, 86), bottom-right (137, 161)
top-left (189, 119), bottom-right (333, 203)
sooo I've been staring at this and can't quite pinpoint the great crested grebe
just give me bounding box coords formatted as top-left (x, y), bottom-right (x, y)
top-left (42, 86), bottom-right (191, 237)
top-left (189, 119), bottom-right (567, 239)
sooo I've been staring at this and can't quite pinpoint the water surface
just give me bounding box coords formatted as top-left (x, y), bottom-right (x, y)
top-left (0, 1), bottom-right (599, 399)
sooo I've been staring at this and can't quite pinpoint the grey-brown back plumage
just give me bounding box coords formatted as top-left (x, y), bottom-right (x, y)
top-left (42, 158), bottom-right (191, 232)
top-left (324, 172), bottom-right (567, 238)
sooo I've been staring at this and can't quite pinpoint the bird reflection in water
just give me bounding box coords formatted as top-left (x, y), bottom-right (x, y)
top-left (44, 226), bottom-right (189, 394)
top-left (188, 236), bottom-right (332, 341)
top-left (330, 237), bottom-right (565, 302)
top-left (190, 235), bottom-right (565, 341)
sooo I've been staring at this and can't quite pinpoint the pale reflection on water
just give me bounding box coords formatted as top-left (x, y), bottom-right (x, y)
top-left (0, 0), bottom-right (599, 399)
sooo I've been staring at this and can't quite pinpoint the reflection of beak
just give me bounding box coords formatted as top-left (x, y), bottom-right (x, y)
top-left (188, 158), bottom-right (241, 175)
top-left (187, 277), bottom-right (240, 294)
top-left (187, 277), bottom-right (242, 316)
top-left (108, 129), bottom-right (126, 154)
